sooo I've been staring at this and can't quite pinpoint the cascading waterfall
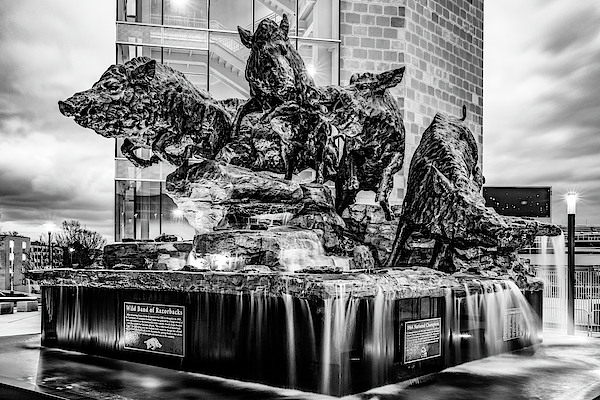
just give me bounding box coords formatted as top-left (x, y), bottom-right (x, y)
top-left (444, 288), bottom-right (460, 366)
top-left (186, 249), bottom-right (206, 269)
top-left (551, 232), bottom-right (567, 330)
top-left (482, 283), bottom-right (505, 355)
top-left (363, 287), bottom-right (395, 386)
top-left (187, 227), bottom-right (345, 272)
top-left (282, 293), bottom-right (297, 387)
top-left (504, 280), bottom-right (542, 344)
top-left (534, 232), bottom-right (567, 330)
top-left (452, 281), bottom-right (541, 362)
top-left (539, 236), bottom-right (549, 277)
top-left (272, 228), bottom-right (337, 272)
top-left (462, 283), bottom-right (482, 360)
top-left (320, 284), bottom-right (359, 394)
top-left (48, 286), bottom-right (123, 353)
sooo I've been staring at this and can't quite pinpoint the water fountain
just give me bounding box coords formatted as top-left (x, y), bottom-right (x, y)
top-left (33, 15), bottom-right (562, 397)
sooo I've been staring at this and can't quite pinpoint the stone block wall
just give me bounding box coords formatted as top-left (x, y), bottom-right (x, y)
top-left (103, 241), bottom-right (193, 270)
top-left (340, 0), bottom-right (484, 206)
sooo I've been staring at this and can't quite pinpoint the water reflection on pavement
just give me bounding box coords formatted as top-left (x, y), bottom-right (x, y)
top-left (1, 332), bottom-right (600, 400)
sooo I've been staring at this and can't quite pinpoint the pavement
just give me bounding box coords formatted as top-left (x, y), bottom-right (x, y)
top-left (1, 309), bottom-right (600, 400)
top-left (0, 307), bottom-right (42, 337)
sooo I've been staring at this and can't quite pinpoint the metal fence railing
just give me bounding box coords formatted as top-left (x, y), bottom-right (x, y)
top-left (535, 266), bottom-right (600, 336)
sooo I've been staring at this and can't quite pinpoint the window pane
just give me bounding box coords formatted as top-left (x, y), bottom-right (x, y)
top-left (116, 24), bottom-right (209, 49)
top-left (210, 0), bottom-right (252, 31)
top-left (298, 0), bottom-right (338, 39)
top-left (117, 0), bottom-right (160, 23)
top-left (164, 48), bottom-right (208, 91)
top-left (117, 23), bottom-right (164, 47)
top-left (115, 158), bottom-right (175, 181)
top-left (117, 44), bottom-right (162, 65)
top-left (115, 181), bottom-right (161, 241)
top-left (116, 181), bottom-right (193, 242)
top-left (163, 26), bottom-right (208, 49)
top-left (116, 181), bottom-right (136, 241)
top-left (298, 39), bottom-right (339, 86)
top-left (163, 0), bottom-right (208, 28)
top-left (209, 32), bottom-right (250, 99)
top-left (254, 1), bottom-right (297, 36)
top-left (138, 181), bottom-right (162, 240)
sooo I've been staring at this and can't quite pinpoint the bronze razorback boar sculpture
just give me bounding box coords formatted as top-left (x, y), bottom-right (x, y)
top-left (59, 15), bottom-right (407, 223)
top-left (59, 57), bottom-right (235, 168)
top-left (320, 67), bottom-right (406, 220)
top-left (386, 107), bottom-right (561, 278)
top-left (235, 15), bottom-right (406, 218)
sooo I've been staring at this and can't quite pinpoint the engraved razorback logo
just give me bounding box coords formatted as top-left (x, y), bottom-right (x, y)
top-left (144, 337), bottom-right (163, 350)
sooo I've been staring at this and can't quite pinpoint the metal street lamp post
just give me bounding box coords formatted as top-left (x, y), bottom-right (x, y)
top-left (48, 231), bottom-right (52, 267)
top-left (566, 192), bottom-right (577, 335)
top-left (43, 223), bottom-right (55, 268)
top-left (69, 247), bottom-right (75, 266)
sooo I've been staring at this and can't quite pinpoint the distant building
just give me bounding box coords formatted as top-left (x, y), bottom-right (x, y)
top-left (483, 186), bottom-right (552, 220)
top-left (29, 241), bottom-right (64, 270)
top-left (0, 234), bottom-right (31, 292)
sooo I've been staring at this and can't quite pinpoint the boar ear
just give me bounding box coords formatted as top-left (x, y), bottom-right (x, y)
top-left (371, 67), bottom-right (405, 92)
top-left (238, 26), bottom-right (253, 48)
top-left (130, 59), bottom-right (157, 82)
top-left (375, 66), bottom-right (405, 91)
top-left (279, 14), bottom-right (289, 39)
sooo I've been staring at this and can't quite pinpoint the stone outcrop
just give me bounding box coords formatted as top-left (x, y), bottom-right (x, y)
top-left (193, 227), bottom-right (339, 272)
top-left (103, 241), bottom-right (193, 270)
top-left (165, 158), bottom-right (302, 233)
top-left (165, 159), bottom-right (346, 254)
top-left (386, 109), bottom-right (561, 285)
top-left (26, 267), bottom-right (523, 300)
top-left (342, 204), bottom-right (400, 267)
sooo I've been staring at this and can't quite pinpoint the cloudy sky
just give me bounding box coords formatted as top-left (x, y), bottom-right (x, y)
top-left (484, 0), bottom-right (600, 226)
top-left (0, 0), bottom-right (598, 242)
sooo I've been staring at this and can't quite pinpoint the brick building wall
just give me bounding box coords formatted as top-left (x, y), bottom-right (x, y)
top-left (340, 0), bottom-right (484, 206)
top-left (0, 235), bottom-right (31, 292)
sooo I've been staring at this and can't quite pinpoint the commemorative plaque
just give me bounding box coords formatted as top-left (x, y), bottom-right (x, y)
top-left (503, 307), bottom-right (525, 341)
top-left (124, 302), bottom-right (185, 357)
top-left (403, 317), bottom-right (442, 363)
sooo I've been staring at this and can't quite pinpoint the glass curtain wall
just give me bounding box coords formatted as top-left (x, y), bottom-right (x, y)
top-left (115, 0), bottom-right (340, 241)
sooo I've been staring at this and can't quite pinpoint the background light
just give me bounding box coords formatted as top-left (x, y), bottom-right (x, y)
top-left (172, 209), bottom-right (184, 221)
top-left (566, 191), bottom-right (578, 215)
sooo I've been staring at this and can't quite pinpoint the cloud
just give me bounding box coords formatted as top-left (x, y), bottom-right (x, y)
top-left (484, 0), bottom-right (600, 225)
top-left (0, 0), bottom-right (116, 240)
top-left (536, 2), bottom-right (600, 55)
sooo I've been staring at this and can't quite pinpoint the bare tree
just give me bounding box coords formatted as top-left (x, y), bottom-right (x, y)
top-left (0, 230), bottom-right (21, 236)
top-left (53, 220), bottom-right (107, 267)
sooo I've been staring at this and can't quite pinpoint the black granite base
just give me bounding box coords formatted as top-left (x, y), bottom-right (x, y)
top-left (39, 272), bottom-right (543, 396)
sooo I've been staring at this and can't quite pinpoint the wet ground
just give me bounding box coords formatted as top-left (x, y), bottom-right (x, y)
top-left (1, 311), bottom-right (600, 400)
